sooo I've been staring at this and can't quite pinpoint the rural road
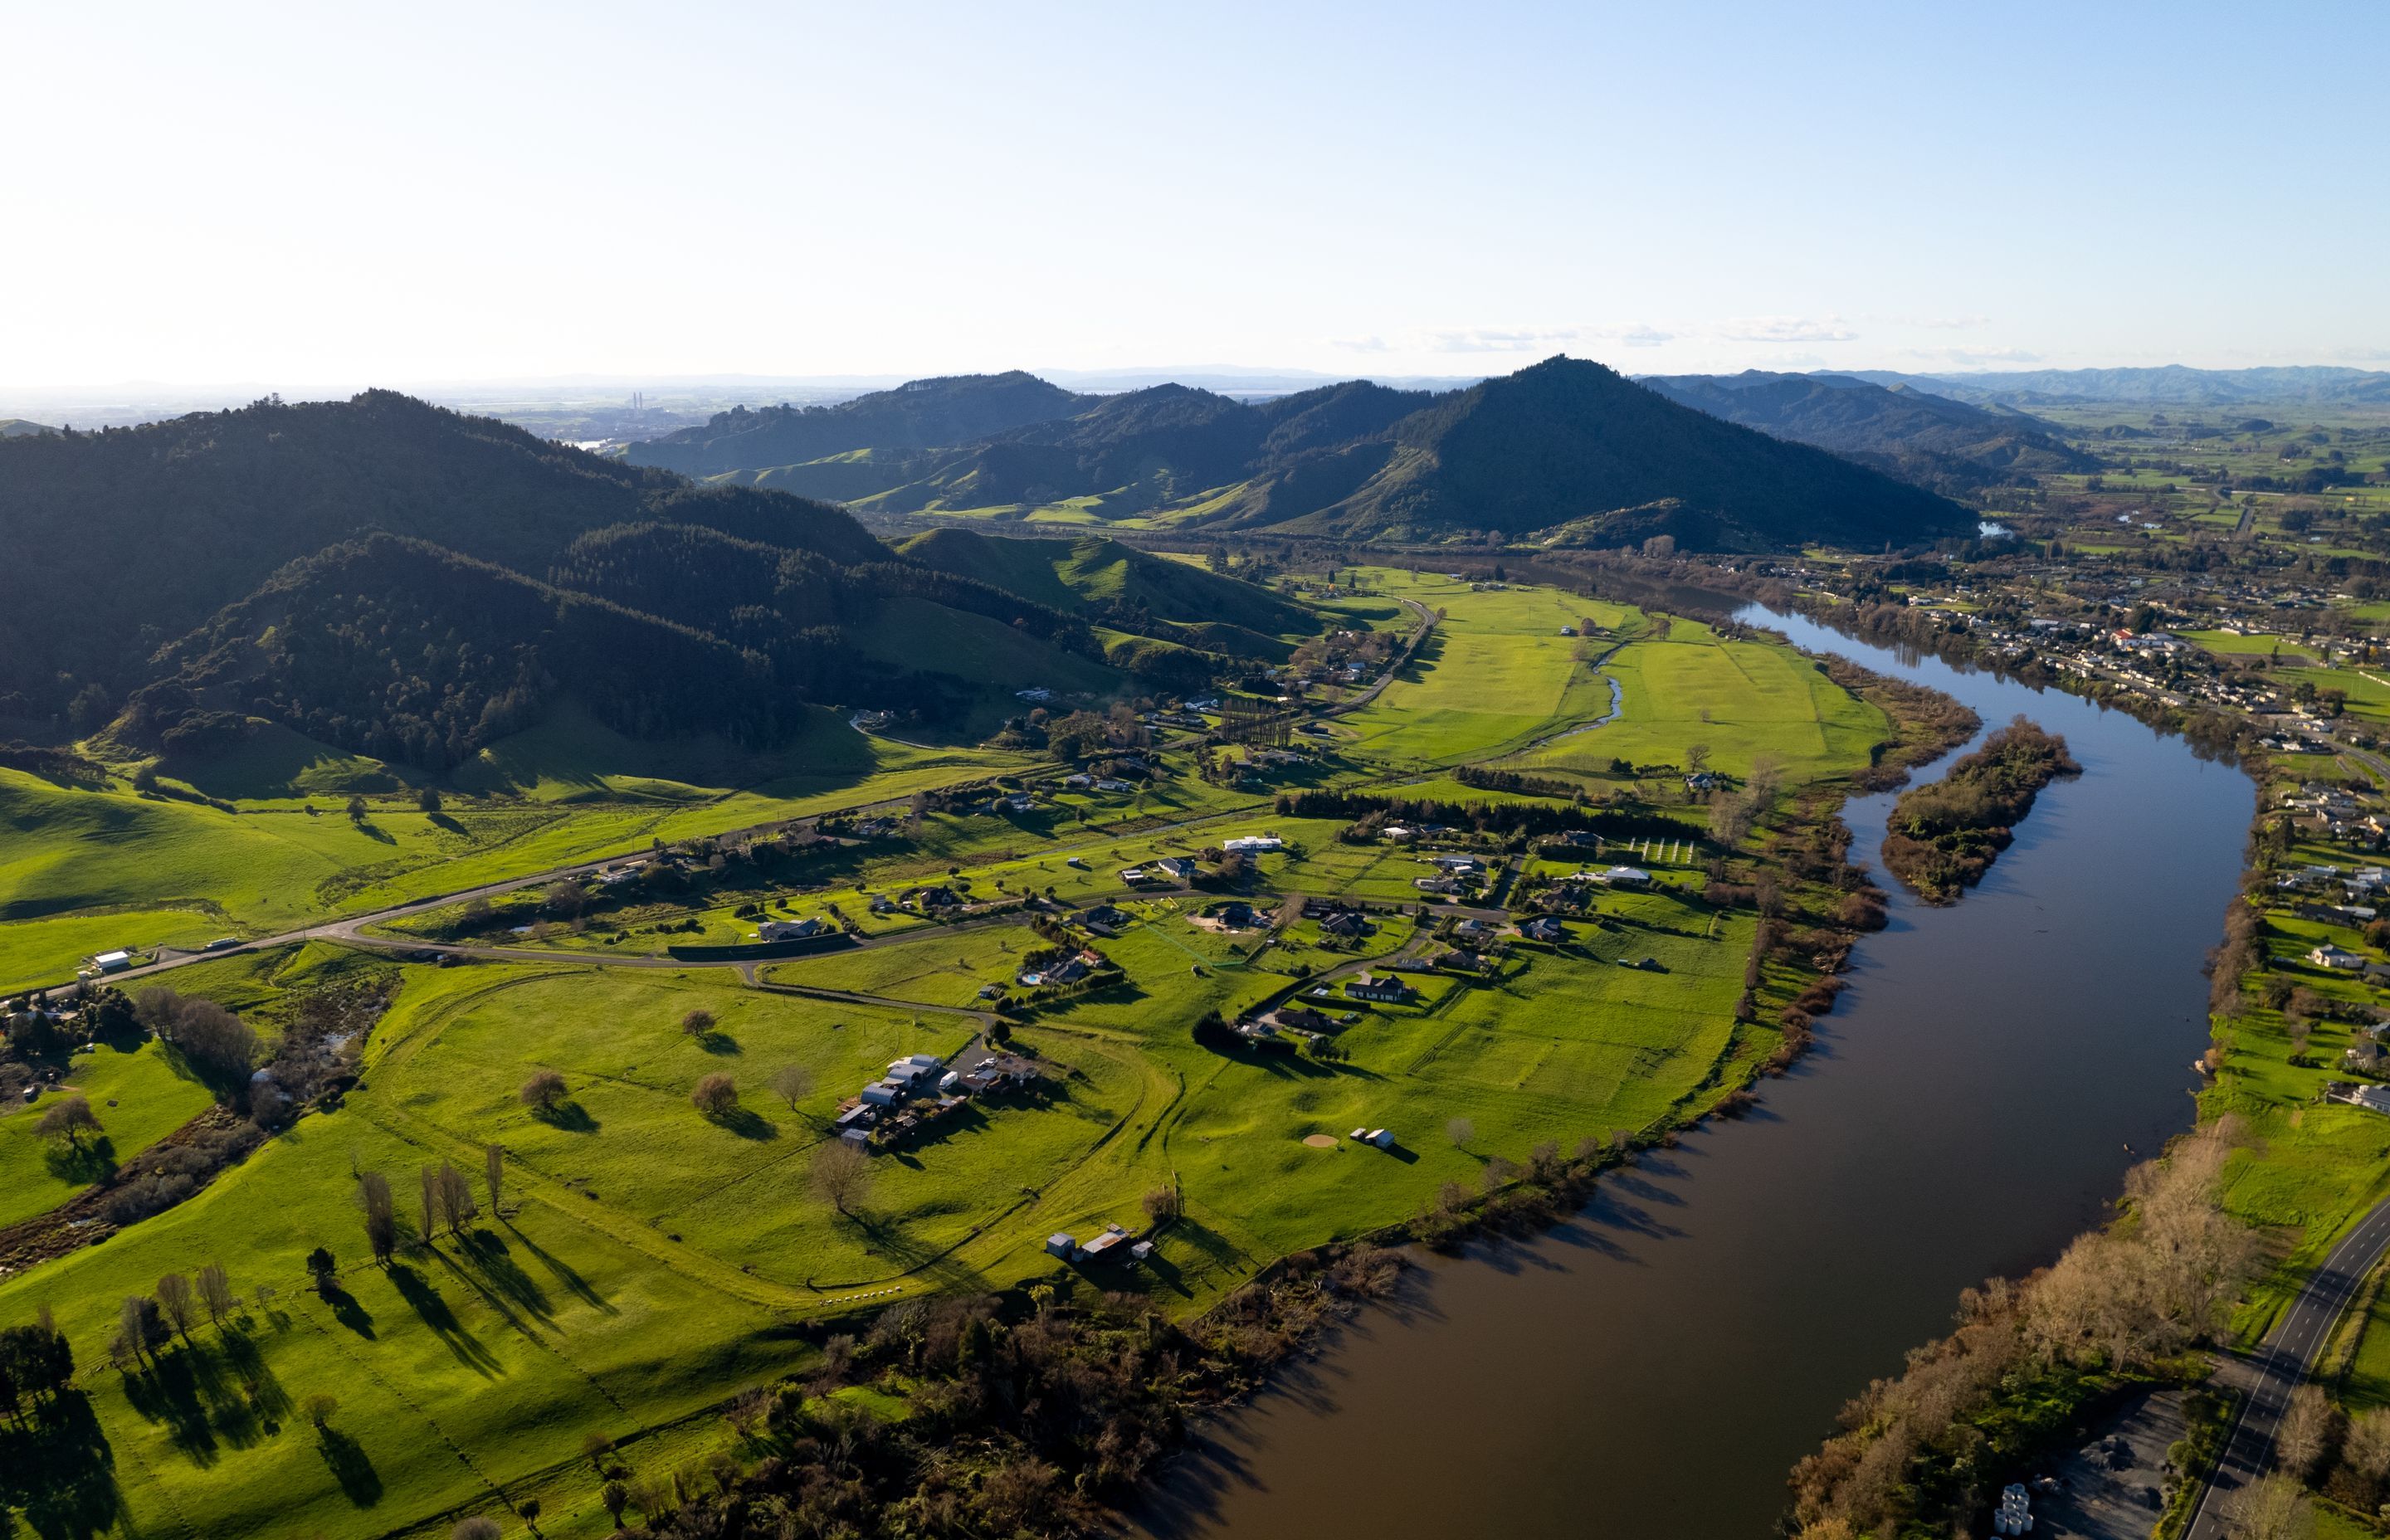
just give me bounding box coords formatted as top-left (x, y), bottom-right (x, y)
top-left (25, 595), bottom-right (1446, 1001)
top-left (2184, 1195), bottom-right (2390, 1538)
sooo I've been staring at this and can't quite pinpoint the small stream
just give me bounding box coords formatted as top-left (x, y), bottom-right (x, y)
top-left (1132, 603), bottom-right (2256, 1538)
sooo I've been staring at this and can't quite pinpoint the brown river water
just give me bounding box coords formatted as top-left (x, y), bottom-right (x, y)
top-left (1131, 604), bottom-right (2256, 1538)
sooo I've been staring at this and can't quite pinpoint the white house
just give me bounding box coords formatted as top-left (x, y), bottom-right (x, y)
top-left (2311, 944), bottom-right (2365, 970)
top-left (88, 950), bottom-right (134, 974)
top-left (1223, 834), bottom-right (1285, 855)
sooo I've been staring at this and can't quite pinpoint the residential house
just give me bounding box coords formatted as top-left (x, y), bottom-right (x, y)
top-left (1347, 972), bottom-right (1413, 1003)
top-left (758, 917), bottom-right (832, 942)
top-left (2311, 944), bottom-right (2366, 970)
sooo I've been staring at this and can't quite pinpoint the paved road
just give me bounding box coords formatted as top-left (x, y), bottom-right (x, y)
top-left (2185, 1195), bottom-right (2390, 1538)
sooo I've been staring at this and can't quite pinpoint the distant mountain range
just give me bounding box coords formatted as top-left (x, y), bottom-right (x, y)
top-left (1844, 364), bottom-right (2390, 408)
top-left (1638, 371), bottom-right (2096, 494)
top-left (0, 394), bottom-right (1293, 758)
top-left (632, 358), bottom-right (1969, 550)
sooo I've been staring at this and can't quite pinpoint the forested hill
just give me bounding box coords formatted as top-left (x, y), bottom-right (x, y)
top-left (1302, 357), bottom-right (1973, 548)
top-left (625, 372), bottom-right (1097, 476)
top-left (0, 392), bottom-right (883, 719)
top-left (128, 536), bottom-right (822, 768)
top-left (1638, 370), bottom-right (2095, 494)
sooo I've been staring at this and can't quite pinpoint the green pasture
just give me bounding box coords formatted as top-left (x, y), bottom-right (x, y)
top-left (1519, 617), bottom-right (1888, 784)
top-left (0, 1040), bottom-right (215, 1229)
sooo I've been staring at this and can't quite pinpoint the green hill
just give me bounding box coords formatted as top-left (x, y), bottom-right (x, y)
top-left (626, 372), bottom-right (1095, 476)
top-left (1293, 357), bottom-right (1972, 548)
top-left (895, 527), bottom-right (1314, 646)
top-left (0, 417), bottom-right (56, 437)
top-left (656, 363), bottom-right (1966, 551)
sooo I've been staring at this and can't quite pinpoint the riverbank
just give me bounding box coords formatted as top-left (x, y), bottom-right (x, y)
top-left (1119, 602), bottom-right (2246, 1540)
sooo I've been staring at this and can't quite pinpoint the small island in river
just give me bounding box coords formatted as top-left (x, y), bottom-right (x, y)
top-left (1880, 716), bottom-right (2082, 904)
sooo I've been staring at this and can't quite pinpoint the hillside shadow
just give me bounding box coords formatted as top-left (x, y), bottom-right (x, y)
top-left (387, 1262), bottom-right (502, 1377)
top-left (316, 1422), bottom-right (383, 1506)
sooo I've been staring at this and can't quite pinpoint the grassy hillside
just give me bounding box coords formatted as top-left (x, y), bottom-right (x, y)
top-left (0, 709), bottom-right (1026, 992)
top-left (895, 528), bottom-right (1313, 641)
top-left (0, 1040), bottom-right (213, 1228)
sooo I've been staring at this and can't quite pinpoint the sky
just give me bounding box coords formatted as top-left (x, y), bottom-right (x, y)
top-left (3, 0), bottom-right (2386, 392)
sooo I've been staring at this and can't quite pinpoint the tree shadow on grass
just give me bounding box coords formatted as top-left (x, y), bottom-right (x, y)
top-left (387, 1261), bottom-right (503, 1377)
top-left (42, 1135), bottom-right (116, 1186)
top-left (316, 1424), bottom-right (383, 1507)
top-left (456, 1228), bottom-right (557, 1330)
top-left (319, 1281), bottom-right (375, 1339)
top-left (0, 1390), bottom-right (124, 1538)
top-left (710, 1107), bottom-right (778, 1141)
top-left (213, 1325), bottom-right (293, 1442)
top-left (121, 1348), bottom-right (218, 1464)
top-left (505, 1221), bottom-right (616, 1316)
top-left (532, 1100), bottom-right (599, 1133)
top-left (697, 1031), bottom-right (742, 1055)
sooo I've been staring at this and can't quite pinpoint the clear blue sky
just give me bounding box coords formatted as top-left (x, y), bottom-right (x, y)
top-left (4, 0), bottom-right (2383, 387)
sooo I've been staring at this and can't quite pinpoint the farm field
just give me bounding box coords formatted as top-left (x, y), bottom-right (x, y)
top-left (0, 571), bottom-right (1897, 1540)
top-left (1519, 615), bottom-right (1890, 785)
top-left (1329, 571), bottom-right (1633, 768)
top-left (0, 711), bottom-right (1026, 993)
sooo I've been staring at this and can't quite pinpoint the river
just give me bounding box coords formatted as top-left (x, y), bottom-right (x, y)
top-left (1133, 603), bottom-right (2256, 1538)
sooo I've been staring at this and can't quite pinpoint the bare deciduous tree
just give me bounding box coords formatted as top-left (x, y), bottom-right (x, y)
top-left (154, 1273), bottom-right (196, 1344)
top-left (1446, 1116), bottom-right (1475, 1149)
top-left (2276, 1383), bottom-right (2340, 1484)
top-left (2222, 1474), bottom-right (2314, 1540)
top-left (680, 1008), bottom-right (717, 1040)
top-left (361, 1170), bottom-right (397, 1264)
top-left (519, 1069), bottom-right (567, 1113)
top-left (37, 1094), bottom-right (100, 1148)
top-left (693, 1074), bottom-right (738, 1117)
top-left (810, 1138), bottom-right (871, 1216)
top-left (767, 1064), bottom-right (814, 1111)
top-left (196, 1262), bottom-right (236, 1327)
top-left (435, 1162), bottom-right (478, 1235)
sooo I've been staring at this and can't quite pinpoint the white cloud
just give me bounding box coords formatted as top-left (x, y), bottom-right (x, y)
top-left (1424, 327), bottom-right (1585, 353)
top-left (1332, 335), bottom-right (1393, 353)
top-left (1875, 313), bottom-right (1991, 331)
top-left (1588, 324), bottom-right (1675, 348)
top-left (1716, 316), bottom-right (1860, 344)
